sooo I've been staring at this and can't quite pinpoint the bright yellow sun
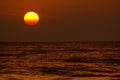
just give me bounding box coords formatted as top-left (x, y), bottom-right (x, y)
top-left (24, 12), bottom-right (39, 26)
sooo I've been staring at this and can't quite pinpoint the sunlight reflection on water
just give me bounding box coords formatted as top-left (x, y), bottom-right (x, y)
top-left (0, 42), bottom-right (120, 80)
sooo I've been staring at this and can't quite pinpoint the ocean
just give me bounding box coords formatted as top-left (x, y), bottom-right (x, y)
top-left (0, 42), bottom-right (120, 80)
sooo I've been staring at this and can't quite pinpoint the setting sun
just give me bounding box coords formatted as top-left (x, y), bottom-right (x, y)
top-left (24, 12), bottom-right (39, 26)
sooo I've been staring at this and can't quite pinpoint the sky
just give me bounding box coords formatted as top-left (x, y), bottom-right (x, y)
top-left (0, 0), bottom-right (120, 42)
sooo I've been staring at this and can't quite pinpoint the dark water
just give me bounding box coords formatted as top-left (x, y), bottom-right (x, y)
top-left (0, 42), bottom-right (120, 80)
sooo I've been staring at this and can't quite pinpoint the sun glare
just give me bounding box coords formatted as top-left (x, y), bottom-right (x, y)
top-left (24, 12), bottom-right (39, 26)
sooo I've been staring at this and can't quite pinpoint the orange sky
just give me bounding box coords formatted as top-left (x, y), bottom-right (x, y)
top-left (0, 0), bottom-right (120, 41)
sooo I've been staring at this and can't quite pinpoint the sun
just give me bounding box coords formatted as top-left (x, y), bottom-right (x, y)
top-left (24, 12), bottom-right (39, 26)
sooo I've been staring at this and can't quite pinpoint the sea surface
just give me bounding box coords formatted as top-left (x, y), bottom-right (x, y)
top-left (0, 42), bottom-right (120, 80)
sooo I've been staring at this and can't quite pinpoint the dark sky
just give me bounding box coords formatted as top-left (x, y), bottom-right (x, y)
top-left (0, 0), bottom-right (120, 42)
